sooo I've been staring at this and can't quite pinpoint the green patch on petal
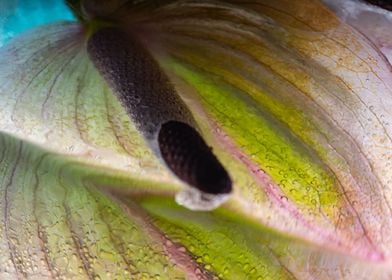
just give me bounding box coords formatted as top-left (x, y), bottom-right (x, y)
top-left (140, 196), bottom-right (295, 279)
top-left (166, 60), bottom-right (340, 217)
top-left (139, 195), bottom-right (391, 280)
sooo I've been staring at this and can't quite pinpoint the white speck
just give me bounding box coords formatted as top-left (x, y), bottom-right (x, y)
top-left (175, 187), bottom-right (231, 211)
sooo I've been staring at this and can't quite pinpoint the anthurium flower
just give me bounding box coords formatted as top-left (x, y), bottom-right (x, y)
top-left (0, 0), bottom-right (392, 279)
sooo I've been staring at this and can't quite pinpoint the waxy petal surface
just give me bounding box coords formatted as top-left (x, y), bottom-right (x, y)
top-left (0, 0), bottom-right (391, 279)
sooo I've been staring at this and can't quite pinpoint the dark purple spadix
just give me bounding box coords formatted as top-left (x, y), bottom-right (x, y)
top-left (87, 27), bottom-right (232, 196)
top-left (158, 121), bottom-right (232, 194)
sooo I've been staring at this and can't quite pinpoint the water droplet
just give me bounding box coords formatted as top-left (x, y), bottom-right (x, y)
top-left (177, 247), bottom-right (186, 253)
top-left (280, 195), bottom-right (288, 202)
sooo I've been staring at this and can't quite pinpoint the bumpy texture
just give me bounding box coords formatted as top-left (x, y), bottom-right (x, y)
top-left (87, 27), bottom-right (195, 141)
top-left (158, 120), bottom-right (232, 194)
top-left (1, 0), bottom-right (392, 278)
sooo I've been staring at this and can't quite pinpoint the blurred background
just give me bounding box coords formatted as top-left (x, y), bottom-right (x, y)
top-left (0, 0), bottom-right (75, 47)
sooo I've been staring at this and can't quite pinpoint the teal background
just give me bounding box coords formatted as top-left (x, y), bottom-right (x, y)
top-left (0, 0), bottom-right (75, 47)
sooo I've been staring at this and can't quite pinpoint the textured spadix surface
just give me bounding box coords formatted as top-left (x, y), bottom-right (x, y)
top-left (0, 0), bottom-right (391, 279)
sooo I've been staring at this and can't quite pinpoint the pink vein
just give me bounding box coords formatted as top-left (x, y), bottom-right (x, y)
top-left (208, 119), bottom-right (385, 261)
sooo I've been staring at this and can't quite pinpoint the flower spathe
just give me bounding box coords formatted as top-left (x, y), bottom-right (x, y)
top-left (0, 0), bottom-right (391, 279)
